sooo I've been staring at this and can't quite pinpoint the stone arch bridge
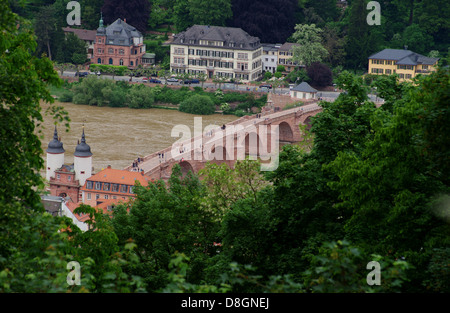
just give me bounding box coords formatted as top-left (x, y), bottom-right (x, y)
top-left (124, 102), bottom-right (322, 180)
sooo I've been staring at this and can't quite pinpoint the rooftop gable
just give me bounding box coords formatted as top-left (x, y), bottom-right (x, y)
top-left (172, 25), bottom-right (261, 50)
top-left (291, 82), bottom-right (318, 93)
top-left (83, 167), bottom-right (151, 188)
top-left (368, 48), bottom-right (439, 65)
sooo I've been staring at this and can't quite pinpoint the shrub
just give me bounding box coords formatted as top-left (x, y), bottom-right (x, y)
top-left (59, 91), bottom-right (73, 102)
top-left (179, 94), bottom-right (216, 115)
top-left (128, 85), bottom-right (155, 109)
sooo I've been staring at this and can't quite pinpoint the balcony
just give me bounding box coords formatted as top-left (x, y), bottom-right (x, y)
top-left (415, 69), bottom-right (431, 74)
top-left (200, 55), bottom-right (223, 61)
top-left (234, 68), bottom-right (249, 74)
top-left (171, 63), bottom-right (187, 68)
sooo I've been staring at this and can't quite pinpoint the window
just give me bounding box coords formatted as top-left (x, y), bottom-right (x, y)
top-left (109, 58), bottom-right (113, 65)
top-left (119, 49), bottom-right (124, 55)
top-left (130, 61), bottom-right (133, 66)
top-left (174, 47), bottom-right (185, 55)
top-left (96, 194), bottom-right (100, 200)
top-left (237, 53), bottom-right (248, 60)
top-left (405, 74), bottom-right (412, 79)
top-left (103, 183), bottom-right (110, 191)
top-left (174, 57), bottom-right (184, 64)
top-left (86, 181), bottom-right (93, 189)
top-left (57, 174), bottom-right (60, 180)
top-left (120, 59), bottom-right (123, 65)
top-left (87, 193), bottom-right (91, 200)
top-left (130, 186), bottom-right (134, 194)
top-left (112, 184), bottom-right (119, 192)
top-left (104, 194), bottom-right (109, 199)
top-left (385, 69), bottom-right (392, 74)
top-left (121, 185), bottom-right (128, 193)
top-left (95, 182), bottom-right (102, 190)
top-left (108, 48), bottom-right (114, 54)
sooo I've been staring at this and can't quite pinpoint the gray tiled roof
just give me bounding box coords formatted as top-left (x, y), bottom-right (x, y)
top-left (172, 25), bottom-right (261, 50)
top-left (262, 43), bottom-right (282, 52)
top-left (99, 18), bottom-right (143, 46)
top-left (278, 42), bottom-right (300, 52)
top-left (368, 49), bottom-right (439, 65)
top-left (291, 82), bottom-right (317, 93)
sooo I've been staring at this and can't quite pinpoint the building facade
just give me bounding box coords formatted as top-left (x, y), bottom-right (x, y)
top-left (262, 43), bottom-right (281, 74)
top-left (81, 165), bottom-right (152, 207)
top-left (290, 82), bottom-right (318, 100)
top-left (278, 42), bottom-right (301, 73)
top-left (47, 127), bottom-right (93, 204)
top-left (170, 25), bottom-right (263, 82)
top-left (93, 17), bottom-right (146, 69)
top-left (62, 27), bottom-right (96, 60)
top-left (368, 48), bottom-right (439, 81)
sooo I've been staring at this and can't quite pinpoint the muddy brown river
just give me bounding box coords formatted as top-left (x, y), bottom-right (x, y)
top-left (39, 101), bottom-right (238, 175)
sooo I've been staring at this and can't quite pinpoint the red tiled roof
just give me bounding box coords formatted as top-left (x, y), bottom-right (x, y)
top-left (63, 27), bottom-right (96, 41)
top-left (81, 167), bottom-right (152, 193)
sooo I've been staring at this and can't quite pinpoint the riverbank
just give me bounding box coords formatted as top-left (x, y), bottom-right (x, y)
top-left (51, 77), bottom-right (267, 117)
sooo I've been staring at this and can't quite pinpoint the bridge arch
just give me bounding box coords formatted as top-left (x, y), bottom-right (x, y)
top-left (179, 160), bottom-right (194, 176)
top-left (209, 145), bottom-right (229, 163)
top-left (278, 121), bottom-right (294, 142)
top-left (304, 116), bottom-right (313, 130)
top-left (244, 132), bottom-right (264, 157)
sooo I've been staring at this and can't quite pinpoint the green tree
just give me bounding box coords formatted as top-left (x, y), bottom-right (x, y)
top-left (291, 24), bottom-right (328, 66)
top-left (179, 94), bottom-right (216, 115)
top-left (0, 2), bottom-right (143, 293)
top-left (173, 0), bottom-right (232, 32)
top-left (345, 0), bottom-right (382, 71)
top-left (199, 160), bottom-right (268, 219)
top-left (128, 84), bottom-right (155, 109)
top-left (326, 67), bottom-right (450, 291)
top-left (111, 167), bottom-right (219, 291)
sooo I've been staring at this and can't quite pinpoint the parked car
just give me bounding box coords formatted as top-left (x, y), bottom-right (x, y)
top-left (260, 84), bottom-right (272, 89)
top-left (76, 72), bottom-right (89, 77)
top-left (167, 78), bottom-right (179, 83)
top-left (149, 78), bottom-right (161, 84)
top-left (183, 79), bottom-right (200, 84)
top-left (259, 87), bottom-right (270, 92)
top-left (141, 77), bottom-right (148, 83)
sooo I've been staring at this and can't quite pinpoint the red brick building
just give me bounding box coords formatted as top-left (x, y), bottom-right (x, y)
top-left (93, 16), bottom-right (147, 69)
top-left (81, 165), bottom-right (153, 207)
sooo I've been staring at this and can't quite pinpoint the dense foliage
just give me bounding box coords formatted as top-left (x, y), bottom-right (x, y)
top-left (3, 0), bottom-right (449, 294)
top-left (64, 76), bottom-right (265, 115)
top-left (12, 0), bottom-right (449, 73)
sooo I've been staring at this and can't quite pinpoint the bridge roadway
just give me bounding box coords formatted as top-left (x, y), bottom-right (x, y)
top-left (123, 102), bottom-right (322, 179)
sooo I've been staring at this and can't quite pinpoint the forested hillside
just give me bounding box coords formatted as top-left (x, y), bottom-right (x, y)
top-left (10, 0), bottom-right (449, 71)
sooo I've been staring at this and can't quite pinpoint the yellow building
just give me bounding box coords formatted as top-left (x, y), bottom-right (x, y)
top-left (368, 49), bottom-right (439, 81)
